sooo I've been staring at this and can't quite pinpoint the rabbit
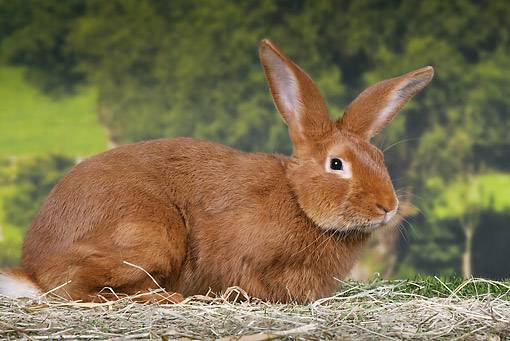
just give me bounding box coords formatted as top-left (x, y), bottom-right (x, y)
top-left (0, 39), bottom-right (433, 303)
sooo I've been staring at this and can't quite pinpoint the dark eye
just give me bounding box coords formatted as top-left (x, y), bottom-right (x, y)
top-left (330, 158), bottom-right (343, 171)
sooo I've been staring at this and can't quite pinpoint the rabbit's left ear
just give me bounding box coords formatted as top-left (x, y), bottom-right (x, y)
top-left (259, 39), bottom-right (332, 146)
top-left (338, 67), bottom-right (434, 140)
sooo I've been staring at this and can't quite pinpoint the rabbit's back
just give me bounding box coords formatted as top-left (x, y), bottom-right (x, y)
top-left (21, 137), bottom-right (289, 283)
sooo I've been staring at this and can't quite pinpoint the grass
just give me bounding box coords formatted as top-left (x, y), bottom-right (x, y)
top-left (1, 277), bottom-right (509, 340)
top-left (344, 275), bottom-right (510, 298)
top-left (0, 65), bottom-right (108, 158)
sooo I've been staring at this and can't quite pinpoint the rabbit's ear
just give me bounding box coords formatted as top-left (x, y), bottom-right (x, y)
top-left (259, 39), bottom-right (332, 145)
top-left (338, 67), bottom-right (434, 140)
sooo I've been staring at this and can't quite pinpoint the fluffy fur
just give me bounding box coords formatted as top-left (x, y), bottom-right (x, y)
top-left (0, 270), bottom-right (41, 298)
top-left (0, 40), bottom-right (433, 303)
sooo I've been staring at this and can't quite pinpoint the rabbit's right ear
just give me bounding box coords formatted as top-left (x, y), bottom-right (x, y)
top-left (337, 67), bottom-right (434, 140)
top-left (259, 39), bottom-right (332, 146)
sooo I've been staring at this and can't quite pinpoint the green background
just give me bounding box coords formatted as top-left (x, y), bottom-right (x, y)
top-left (0, 0), bottom-right (509, 279)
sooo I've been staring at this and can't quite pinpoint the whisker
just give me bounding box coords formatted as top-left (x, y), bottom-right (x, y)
top-left (383, 137), bottom-right (418, 153)
top-left (400, 216), bottom-right (416, 233)
top-left (312, 225), bottom-right (342, 258)
top-left (407, 202), bottom-right (423, 215)
top-left (374, 134), bottom-right (387, 150)
top-left (290, 228), bottom-right (328, 257)
top-left (317, 229), bottom-right (340, 260)
top-left (397, 223), bottom-right (409, 243)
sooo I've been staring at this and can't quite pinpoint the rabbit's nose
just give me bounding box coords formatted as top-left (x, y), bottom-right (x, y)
top-left (376, 203), bottom-right (391, 214)
top-left (376, 198), bottom-right (399, 223)
top-left (377, 193), bottom-right (398, 211)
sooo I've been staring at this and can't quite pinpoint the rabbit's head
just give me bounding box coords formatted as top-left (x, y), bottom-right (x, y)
top-left (259, 39), bottom-right (433, 232)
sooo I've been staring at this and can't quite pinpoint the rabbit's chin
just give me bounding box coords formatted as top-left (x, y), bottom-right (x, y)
top-left (317, 216), bottom-right (387, 233)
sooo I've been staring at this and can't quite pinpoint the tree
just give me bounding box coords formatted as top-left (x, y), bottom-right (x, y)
top-left (0, 0), bottom-right (87, 95)
top-left (4, 155), bottom-right (74, 229)
top-left (429, 173), bottom-right (510, 278)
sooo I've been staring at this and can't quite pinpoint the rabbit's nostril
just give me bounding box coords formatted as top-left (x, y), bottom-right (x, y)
top-left (376, 203), bottom-right (390, 214)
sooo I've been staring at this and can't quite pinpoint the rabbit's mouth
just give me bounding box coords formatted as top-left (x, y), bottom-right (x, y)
top-left (357, 212), bottom-right (398, 232)
top-left (348, 204), bottom-right (399, 232)
top-left (360, 221), bottom-right (386, 232)
top-left (338, 214), bottom-right (395, 233)
top-left (319, 216), bottom-right (386, 233)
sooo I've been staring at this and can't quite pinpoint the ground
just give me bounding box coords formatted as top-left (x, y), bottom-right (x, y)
top-left (1, 277), bottom-right (509, 340)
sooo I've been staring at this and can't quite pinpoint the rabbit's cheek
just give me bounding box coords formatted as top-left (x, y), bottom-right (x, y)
top-left (287, 167), bottom-right (348, 226)
top-left (295, 190), bottom-right (349, 230)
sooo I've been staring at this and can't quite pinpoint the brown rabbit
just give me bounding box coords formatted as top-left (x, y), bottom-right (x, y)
top-left (0, 40), bottom-right (433, 303)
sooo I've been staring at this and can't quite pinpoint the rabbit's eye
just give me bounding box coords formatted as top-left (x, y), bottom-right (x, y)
top-left (330, 158), bottom-right (343, 171)
top-left (326, 156), bottom-right (351, 178)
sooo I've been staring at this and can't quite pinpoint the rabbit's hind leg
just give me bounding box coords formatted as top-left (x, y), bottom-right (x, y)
top-left (36, 217), bottom-right (188, 303)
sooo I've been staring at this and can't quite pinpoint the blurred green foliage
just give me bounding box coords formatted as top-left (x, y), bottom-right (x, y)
top-left (0, 184), bottom-right (20, 266)
top-left (0, 0), bottom-right (508, 278)
top-left (0, 66), bottom-right (107, 157)
top-left (4, 155), bottom-right (74, 229)
top-left (432, 173), bottom-right (510, 218)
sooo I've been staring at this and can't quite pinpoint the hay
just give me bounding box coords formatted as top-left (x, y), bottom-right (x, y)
top-left (1, 278), bottom-right (509, 340)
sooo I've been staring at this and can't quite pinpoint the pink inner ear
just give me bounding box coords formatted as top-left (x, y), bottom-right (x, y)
top-left (368, 74), bottom-right (432, 136)
top-left (261, 48), bottom-right (302, 123)
top-left (339, 66), bottom-right (434, 139)
top-left (370, 85), bottom-right (404, 134)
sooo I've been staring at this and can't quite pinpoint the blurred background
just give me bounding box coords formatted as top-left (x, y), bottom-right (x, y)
top-left (0, 0), bottom-right (509, 280)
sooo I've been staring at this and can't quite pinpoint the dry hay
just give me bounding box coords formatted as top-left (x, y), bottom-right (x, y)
top-left (1, 278), bottom-right (510, 340)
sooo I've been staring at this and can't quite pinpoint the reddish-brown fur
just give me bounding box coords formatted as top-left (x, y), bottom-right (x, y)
top-left (2, 40), bottom-right (433, 303)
